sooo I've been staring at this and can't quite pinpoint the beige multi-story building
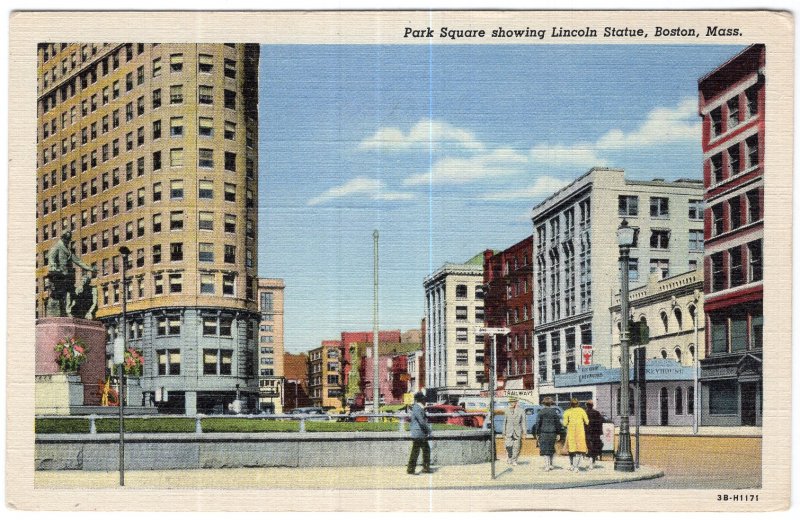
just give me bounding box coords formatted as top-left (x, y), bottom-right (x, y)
top-left (423, 253), bottom-right (486, 403)
top-left (258, 278), bottom-right (285, 413)
top-left (35, 43), bottom-right (261, 415)
top-left (308, 341), bottom-right (343, 409)
top-left (532, 168), bottom-right (704, 405)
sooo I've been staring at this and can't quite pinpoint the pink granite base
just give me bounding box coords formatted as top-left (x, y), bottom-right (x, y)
top-left (36, 317), bottom-right (108, 406)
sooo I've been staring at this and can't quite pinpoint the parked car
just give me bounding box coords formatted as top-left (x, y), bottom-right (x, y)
top-left (493, 403), bottom-right (564, 435)
top-left (287, 407), bottom-right (330, 421)
top-left (425, 404), bottom-right (481, 428)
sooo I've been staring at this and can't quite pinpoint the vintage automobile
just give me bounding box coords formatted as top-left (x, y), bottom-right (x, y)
top-left (425, 404), bottom-right (482, 428)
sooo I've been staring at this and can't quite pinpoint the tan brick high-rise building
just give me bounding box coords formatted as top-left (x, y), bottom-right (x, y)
top-left (36, 43), bottom-right (260, 415)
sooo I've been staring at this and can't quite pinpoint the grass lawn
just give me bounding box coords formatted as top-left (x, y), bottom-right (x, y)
top-left (36, 417), bottom-right (476, 434)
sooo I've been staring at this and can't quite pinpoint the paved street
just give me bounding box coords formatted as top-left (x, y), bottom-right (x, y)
top-left (498, 434), bottom-right (761, 489)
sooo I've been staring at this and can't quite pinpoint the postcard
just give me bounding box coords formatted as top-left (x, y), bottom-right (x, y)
top-left (6, 9), bottom-right (792, 512)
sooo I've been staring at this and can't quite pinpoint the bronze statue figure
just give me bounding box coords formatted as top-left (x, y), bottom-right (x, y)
top-left (45, 230), bottom-right (97, 318)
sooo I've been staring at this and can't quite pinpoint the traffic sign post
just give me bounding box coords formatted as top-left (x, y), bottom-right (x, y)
top-left (477, 325), bottom-right (509, 479)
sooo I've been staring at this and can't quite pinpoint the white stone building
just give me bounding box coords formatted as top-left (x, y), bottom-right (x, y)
top-left (423, 254), bottom-right (485, 403)
top-left (532, 168), bottom-right (704, 405)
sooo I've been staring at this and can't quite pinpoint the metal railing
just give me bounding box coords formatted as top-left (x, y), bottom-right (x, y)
top-left (36, 412), bottom-right (491, 435)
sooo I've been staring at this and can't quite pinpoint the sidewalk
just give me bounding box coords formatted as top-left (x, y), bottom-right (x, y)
top-left (608, 426), bottom-right (762, 437)
top-left (35, 457), bottom-right (663, 490)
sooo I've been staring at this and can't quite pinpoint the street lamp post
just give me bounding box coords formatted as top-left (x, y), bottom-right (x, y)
top-left (693, 290), bottom-right (701, 435)
top-left (117, 245), bottom-right (131, 486)
top-left (615, 220), bottom-right (635, 472)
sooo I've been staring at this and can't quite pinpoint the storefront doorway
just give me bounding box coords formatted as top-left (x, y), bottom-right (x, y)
top-left (659, 387), bottom-right (669, 426)
top-left (740, 382), bottom-right (759, 426)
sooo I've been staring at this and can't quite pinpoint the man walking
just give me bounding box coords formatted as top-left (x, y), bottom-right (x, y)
top-left (504, 396), bottom-right (525, 465)
top-left (407, 392), bottom-right (432, 474)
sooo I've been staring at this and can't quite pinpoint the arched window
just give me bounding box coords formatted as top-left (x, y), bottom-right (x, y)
top-left (675, 387), bottom-right (684, 415)
top-left (660, 311), bottom-right (669, 333)
top-left (674, 307), bottom-right (683, 330)
top-left (675, 347), bottom-right (682, 363)
top-left (660, 349), bottom-right (668, 359)
top-left (687, 386), bottom-right (695, 415)
top-left (688, 304), bottom-right (696, 326)
top-left (688, 344), bottom-right (695, 362)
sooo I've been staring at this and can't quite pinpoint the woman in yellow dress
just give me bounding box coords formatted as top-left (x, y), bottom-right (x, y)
top-left (562, 398), bottom-right (589, 472)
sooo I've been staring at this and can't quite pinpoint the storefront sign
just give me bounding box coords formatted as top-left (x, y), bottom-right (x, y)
top-left (581, 344), bottom-right (593, 365)
top-left (554, 360), bottom-right (694, 388)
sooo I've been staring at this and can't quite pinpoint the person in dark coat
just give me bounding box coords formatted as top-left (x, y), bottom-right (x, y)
top-left (407, 392), bottom-right (433, 474)
top-left (585, 400), bottom-right (605, 469)
top-left (534, 397), bottom-right (561, 471)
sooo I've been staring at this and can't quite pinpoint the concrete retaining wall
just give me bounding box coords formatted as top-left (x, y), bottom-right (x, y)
top-left (36, 430), bottom-right (491, 471)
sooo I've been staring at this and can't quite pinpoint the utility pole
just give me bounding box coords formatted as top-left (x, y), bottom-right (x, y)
top-left (117, 246), bottom-right (131, 486)
top-left (373, 230), bottom-right (380, 416)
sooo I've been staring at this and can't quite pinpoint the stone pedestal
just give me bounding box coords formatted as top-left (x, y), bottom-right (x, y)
top-left (36, 317), bottom-right (108, 407)
top-left (35, 373), bottom-right (84, 415)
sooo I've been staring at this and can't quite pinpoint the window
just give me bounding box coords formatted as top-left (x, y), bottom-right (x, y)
top-left (157, 349), bottom-right (181, 375)
top-left (199, 85), bottom-right (213, 104)
top-left (152, 245), bottom-right (162, 265)
top-left (152, 119), bottom-right (162, 140)
top-left (199, 116), bottom-right (213, 137)
top-left (224, 183), bottom-right (236, 202)
top-left (222, 273), bottom-right (235, 295)
top-left (687, 386), bottom-right (695, 415)
top-left (137, 96), bottom-right (145, 116)
top-left (224, 59), bottom-right (236, 79)
top-left (745, 86), bottom-right (759, 118)
top-left (204, 349), bottom-right (232, 375)
top-left (709, 107), bottom-right (722, 136)
top-left (157, 316), bottom-right (181, 336)
top-left (688, 199), bottom-right (703, 220)
top-left (751, 309), bottom-right (763, 350)
top-left (170, 116), bottom-right (183, 137)
top-left (198, 53), bottom-right (213, 73)
top-left (455, 306), bottom-right (468, 322)
top-left (224, 152), bottom-right (236, 171)
top-left (626, 258), bottom-right (639, 281)
top-left (728, 144), bottom-right (741, 176)
top-left (152, 150), bottom-right (162, 171)
top-left (200, 273), bottom-right (215, 294)
top-left (152, 57), bottom-right (161, 77)
top-left (456, 327), bottom-right (468, 342)
top-left (727, 96), bottom-right (739, 129)
top-left (650, 197), bottom-right (669, 218)
top-left (224, 244), bottom-right (236, 263)
top-left (170, 210), bottom-right (184, 231)
top-left (170, 179), bottom-right (184, 199)
top-left (649, 259), bottom-right (669, 279)
top-left (618, 195), bottom-right (638, 217)
top-left (748, 240), bottom-right (762, 282)
top-left (170, 84), bottom-right (183, 104)
top-left (709, 380), bottom-right (738, 415)
top-left (711, 252), bottom-right (725, 292)
top-left (711, 154), bottom-right (723, 183)
top-left (747, 189), bottom-right (761, 223)
top-left (712, 204), bottom-right (724, 236)
top-left (152, 182), bottom-right (162, 202)
top-left (455, 371), bottom-right (468, 386)
top-left (203, 317), bottom-right (218, 335)
top-left (746, 134), bottom-right (759, 168)
top-left (169, 148), bottom-right (184, 167)
top-left (199, 148), bottom-right (213, 168)
top-left (224, 214), bottom-right (236, 233)
top-left (170, 53), bottom-right (183, 72)
top-left (199, 211), bottom-right (214, 230)
top-left (199, 180), bottom-right (213, 199)
top-left (137, 126), bottom-right (145, 146)
top-left (688, 230), bottom-right (704, 252)
top-left (170, 242), bottom-right (183, 262)
top-left (675, 387), bottom-right (684, 415)
top-left (224, 121), bottom-right (236, 140)
top-left (455, 284), bottom-right (468, 299)
top-left (729, 196), bottom-right (742, 230)
top-left (169, 273), bottom-right (183, 293)
top-left (456, 349), bottom-right (468, 366)
top-left (199, 243), bottom-right (214, 262)
top-left (730, 316), bottom-right (747, 351)
top-left (224, 89), bottom-right (236, 109)
top-left (550, 332), bottom-right (561, 375)
top-left (650, 230), bottom-right (670, 250)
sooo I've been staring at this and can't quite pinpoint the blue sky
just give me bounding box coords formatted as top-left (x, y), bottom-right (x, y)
top-left (257, 44), bottom-right (742, 353)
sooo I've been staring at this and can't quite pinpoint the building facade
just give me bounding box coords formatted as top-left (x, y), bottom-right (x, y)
top-left (308, 341), bottom-right (343, 409)
top-left (698, 44), bottom-right (764, 426)
top-left (258, 278), bottom-right (285, 413)
top-left (608, 267), bottom-right (705, 426)
top-left (36, 43), bottom-right (261, 415)
top-left (338, 330), bottom-right (401, 407)
top-left (424, 254), bottom-right (486, 403)
top-left (532, 168), bottom-right (704, 406)
top-left (483, 237), bottom-right (534, 391)
top-left (283, 352), bottom-right (311, 411)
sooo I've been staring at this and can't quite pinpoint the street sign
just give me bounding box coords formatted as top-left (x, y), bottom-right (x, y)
top-left (113, 335), bottom-right (125, 365)
top-left (403, 392), bottom-right (414, 405)
top-left (581, 344), bottom-right (593, 365)
top-left (476, 327), bottom-right (511, 335)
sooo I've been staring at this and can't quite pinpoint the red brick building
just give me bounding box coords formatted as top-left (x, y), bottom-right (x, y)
top-left (698, 44), bottom-right (763, 426)
top-left (283, 352), bottom-right (311, 411)
top-left (483, 236), bottom-right (534, 391)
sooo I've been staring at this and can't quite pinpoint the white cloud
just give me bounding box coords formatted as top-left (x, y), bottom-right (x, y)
top-left (358, 119), bottom-right (485, 152)
top-left (307, 177), bottom-right (414, 206)
top-left (529, 97), bottom-right (700, 167)
top-left (481, 175), bottom-right (570, 201)
top-left (403, 147), bottom-right (528, 186)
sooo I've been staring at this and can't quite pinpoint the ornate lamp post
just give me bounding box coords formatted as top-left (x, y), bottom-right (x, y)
top-left (615, 220), bottom-right (635, 472)
top-left (117, 245), bottom-right (131, 485)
